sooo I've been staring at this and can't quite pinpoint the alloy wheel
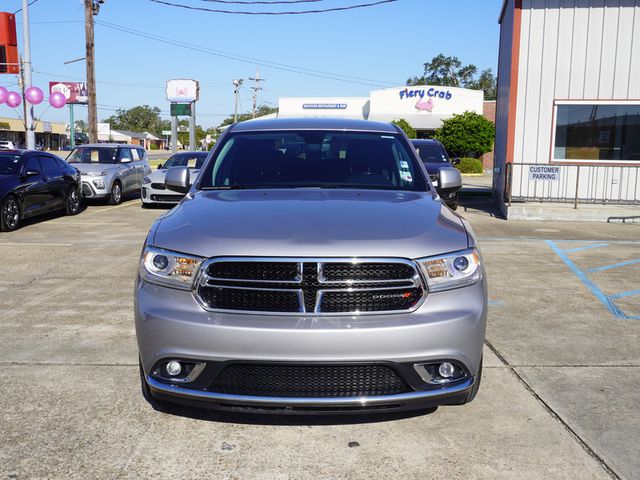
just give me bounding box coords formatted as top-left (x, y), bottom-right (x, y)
top-left (3, 198), bottom-right (19, 230)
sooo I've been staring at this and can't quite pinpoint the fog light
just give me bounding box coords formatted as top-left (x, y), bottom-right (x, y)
top-left (165, 360), bottom-right (182, 376)
top-left (439, 362), bottom-right (455, 378)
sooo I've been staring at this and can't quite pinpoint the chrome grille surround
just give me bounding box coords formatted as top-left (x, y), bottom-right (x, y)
top-left (193, 257), bottom-right (427, 316)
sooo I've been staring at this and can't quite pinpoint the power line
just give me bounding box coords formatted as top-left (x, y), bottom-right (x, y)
top-left (94, 20), bottom-right (398, 87)
top-left (148, 0), bottom-right (398, 15)
top-left (13, 0), bottom-right (41, 15)
top-left (199, 0), bottom-right (326, 3)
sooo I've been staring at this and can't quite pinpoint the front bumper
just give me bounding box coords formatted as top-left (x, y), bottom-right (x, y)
top-left (81, 178), bottom-right (109, 199)
top-left (141, 185), bottom-right (185, 204)
top-left (135, 277), bottom-right (487, 412)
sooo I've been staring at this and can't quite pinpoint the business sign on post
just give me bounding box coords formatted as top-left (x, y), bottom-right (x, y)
top-left (49, 82), bottom-right (88, 104)
top-left (166, 79), bottom-right (199, 103)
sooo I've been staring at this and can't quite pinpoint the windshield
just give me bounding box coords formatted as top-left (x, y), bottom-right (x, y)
top-left (163, 152), bottom-right (207, 169)
top-left (414, 143), bottom-right (450, 163)
top-left (0, 154), bottom-right (21, 175)
top-left (199, 131), bottom-right (428, 191)
top-left (67, 147), bottom-right (118, 164)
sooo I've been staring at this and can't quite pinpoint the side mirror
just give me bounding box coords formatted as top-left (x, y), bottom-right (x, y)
top-left (165, 166), bottom-right (190, 194)
top-left (120, 158), bottom-right (132, 164)
top-left (436, 167), bottom-right (462, 196)
top-left (24, 169), bottom-right (40, 177)
top-left (157, 163), bottom-right (163, 170)
top-left (452, 157), bottom-right (460, 166)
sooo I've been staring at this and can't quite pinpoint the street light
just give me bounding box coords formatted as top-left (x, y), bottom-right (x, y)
top-left (233, 79), bottom-right (243, 123)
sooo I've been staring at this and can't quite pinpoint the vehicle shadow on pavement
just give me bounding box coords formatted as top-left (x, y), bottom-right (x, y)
top-left (458, 195), bottom-right (505, 219)
top-left (151, 403), bottom-right (439, 426)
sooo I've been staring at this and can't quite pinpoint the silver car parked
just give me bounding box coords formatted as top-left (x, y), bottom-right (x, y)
top-left (141, 151), bottom-right (208, 207)
top-left (136, 118), bottom-right (486, 414)
top-left (67, 144), bottom-right (151, 204)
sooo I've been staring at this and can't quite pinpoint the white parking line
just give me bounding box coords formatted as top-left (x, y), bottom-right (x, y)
top-left (89, 201), bottom-right (139, 214)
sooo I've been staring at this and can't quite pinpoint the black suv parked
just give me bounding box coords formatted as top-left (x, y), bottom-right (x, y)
top-left (0, 150), bottom-right (81, 232)
top-left (411, 139), bottom-right (460, 210)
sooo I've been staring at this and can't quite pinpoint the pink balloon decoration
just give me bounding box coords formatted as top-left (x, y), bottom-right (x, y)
top-left (0, 86), bottom-right (8, 104)
top-left (25, 86), bottom-right (44, 105)
top-left (6, 91), bottom-right (22, 108)
top-left (49, 91), bottom-right (67, 109)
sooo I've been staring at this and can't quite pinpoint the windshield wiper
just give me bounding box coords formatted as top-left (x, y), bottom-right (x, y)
top-left (201, 184), bottom-right (249, 190)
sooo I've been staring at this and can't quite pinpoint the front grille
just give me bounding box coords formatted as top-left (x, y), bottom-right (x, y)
top-left (208, 364), bottom-right (411, 398)
top-left (81, 182), bottom-right (93, 197)
top-left (196, 258), bottom-right (424, 314)
top-left (150, 194), bottom-right (184, 202)
top-left (150, 182), bottom-right (166, 190)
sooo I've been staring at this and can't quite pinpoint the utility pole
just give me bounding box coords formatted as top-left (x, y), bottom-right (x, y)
top-left (248, 69), bottom-right (265, 118)
top-left (232, 79), bottom-right (243, 123)
top-left (84, 0), bottom-right (100, 144)
top-left (21, 0), bottom-right (35, 149)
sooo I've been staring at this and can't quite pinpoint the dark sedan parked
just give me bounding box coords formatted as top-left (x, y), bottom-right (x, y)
top-left (411, 139), bottom-right (460, 210)
top-left (0, 150), bottom-right (81, 232)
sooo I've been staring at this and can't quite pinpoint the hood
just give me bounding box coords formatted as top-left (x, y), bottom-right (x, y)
top-left (148, 168), bottom-right (202, 183)
top-left (152, 189), bottom-right (468, 259)
top-left (71, 163), bottom-right (119, 174)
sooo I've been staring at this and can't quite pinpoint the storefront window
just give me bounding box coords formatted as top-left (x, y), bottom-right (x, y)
top-left (553, 102), bottom-right (640, 162)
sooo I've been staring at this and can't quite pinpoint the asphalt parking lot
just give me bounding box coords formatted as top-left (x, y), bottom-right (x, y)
top-left (1, 198), bottom-right (639, 479)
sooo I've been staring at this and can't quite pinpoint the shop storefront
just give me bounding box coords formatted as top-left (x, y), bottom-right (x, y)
top-left (0, 116), bottom-right (66, 149)
top-left (278, 85), bottom-right (485, 137)
top-left (494, 0), bottom-right (640, 213)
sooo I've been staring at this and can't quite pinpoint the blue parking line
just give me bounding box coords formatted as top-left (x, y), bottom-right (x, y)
top-left (587, 258), bottom-right (640, 273)
top-left (610, 290), bottom-right (640, 299)
top-left (546, 240), bottom-right (627, 319)
top-left (488, 300), bottom-right (504, 306)
top-left (562, 243), bottom-right (609, 253)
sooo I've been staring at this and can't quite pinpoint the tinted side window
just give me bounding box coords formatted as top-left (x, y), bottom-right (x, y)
top-left (119, 148), bottom-right (133, 162)
top-left (24, 155), bottom-right (42, 173)
top-left (53, 156), bottom-right (67, 169)
top-left (138, 149), bottom-right (146, 161)
top-left (39, 155), bottom-right (59, 174)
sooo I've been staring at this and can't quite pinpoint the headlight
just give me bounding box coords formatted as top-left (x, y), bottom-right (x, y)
top-left (416, 248), bottom-right (482, 292)
top-left (86, 171), bottom-right (108, 177)
top-left (140, 246), bottom-right (203, 290)
top-left (143, 176), bottom-right (151, 184)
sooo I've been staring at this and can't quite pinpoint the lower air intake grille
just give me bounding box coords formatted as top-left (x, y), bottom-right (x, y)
top-left (208, 364), bottom-right (411, 398)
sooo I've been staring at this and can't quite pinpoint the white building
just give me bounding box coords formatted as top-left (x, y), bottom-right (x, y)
top-left (494, 0), bottom-right (640, 213)
top-left (278, 86), bottom-right (484, 136)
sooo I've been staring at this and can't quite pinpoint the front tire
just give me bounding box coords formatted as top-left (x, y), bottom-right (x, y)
top-left (464, 357), bottom-right (483, 403)
top-left (1, 195), bottom-right (21, 232)
top-left (139, 359), bottom-right (171, 412)
top-left (65, 186), bottom-right (81, 215)
top-left (108, 181), bottom-right (122, 205)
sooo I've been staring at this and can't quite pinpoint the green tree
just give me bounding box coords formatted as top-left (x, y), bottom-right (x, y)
top-left (218, 105), bottom-right (278, 128)
top-left (391, 118), bottom-right (416, 139)
top-left (103, 105), bottom-right (166, 136)
top-left (433, 111), bottom-right (495, 157)
top-left (407, 54), bottom-right (497, 100)
top-left (407, 54), bottom-right (477, 88)
top-left (74, 120), bottom-right (88, 133)
top-left (467, 69), bottom-right (497, 101)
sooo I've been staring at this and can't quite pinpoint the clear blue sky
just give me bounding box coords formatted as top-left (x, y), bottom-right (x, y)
top-left (1, 0), bottom-right (502, 129)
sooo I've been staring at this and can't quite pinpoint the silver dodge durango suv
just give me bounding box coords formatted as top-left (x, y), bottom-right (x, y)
top-left (135, 118), bottom-right (487, 414)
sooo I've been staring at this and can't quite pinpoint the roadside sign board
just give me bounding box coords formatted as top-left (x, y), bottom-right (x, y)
top-left (166, 79), bottom-right (199, 103)
top-left (170, 103), bottom-right (192, 116)
top-left (161, 130), bottom-right (172, 136)
top-left (49, 81), bottom-right (88, 104)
